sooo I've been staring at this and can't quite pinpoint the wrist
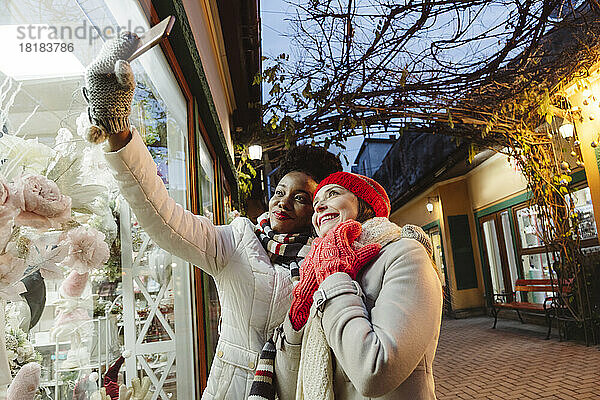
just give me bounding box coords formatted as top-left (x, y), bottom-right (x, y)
top-left (108, 129), bottom-right (132, 151)
top-left (316, 264), bottom-right (346, 284)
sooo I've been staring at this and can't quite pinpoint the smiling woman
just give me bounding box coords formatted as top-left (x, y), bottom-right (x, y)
top-left (268, 171), bottom-right (317, 234)
top-left (272, 171), bottom-right (443, 400)
top-left (312, 185), bottom-right (359, 237)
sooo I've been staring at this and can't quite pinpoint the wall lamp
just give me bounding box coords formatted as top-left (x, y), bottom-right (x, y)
top-left (558, 123), bottom-right (574, 139)
top-left (426, 196), bottom-right (439, 213)
top-left (248, 144), bottom-right (263, 160)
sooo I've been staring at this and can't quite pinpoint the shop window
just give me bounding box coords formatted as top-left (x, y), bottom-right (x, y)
top-left (567, 186), bottom-right (598, 240)
top-left (513, 188), bottom-right (598, 302)
top-left (515, 207), bottom-right (546, 249)
top-left (0, 0), bottom-right (197, 398)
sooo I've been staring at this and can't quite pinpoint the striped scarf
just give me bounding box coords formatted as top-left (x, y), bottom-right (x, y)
top-left (254, 212), bottom-right (312, 283)
top-left (250, 213), bottom-right (312, 400)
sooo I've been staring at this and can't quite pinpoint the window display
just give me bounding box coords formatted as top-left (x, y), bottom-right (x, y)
top-left (0, 0), bottom-right (200, 398)
top-left (567, 186), bottom-right (598, 240)
top-left (515, 206), bottom-right (546, 249)
top-left (513, 187), bottom-right (598, 304)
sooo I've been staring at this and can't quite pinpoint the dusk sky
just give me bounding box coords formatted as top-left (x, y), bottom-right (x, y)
top-left (260, 0), bottom-right (367, 170)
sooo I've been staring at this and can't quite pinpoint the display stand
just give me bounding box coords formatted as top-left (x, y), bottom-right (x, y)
top-left (120, 201), bottom-right (177, 400)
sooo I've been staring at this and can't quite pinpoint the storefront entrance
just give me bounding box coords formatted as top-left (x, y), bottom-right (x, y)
top-left (479, 211), bottom-right (520, 300)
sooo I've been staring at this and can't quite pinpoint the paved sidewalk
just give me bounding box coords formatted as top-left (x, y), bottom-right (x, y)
top-left (434, 317), bottom-right (600, 399)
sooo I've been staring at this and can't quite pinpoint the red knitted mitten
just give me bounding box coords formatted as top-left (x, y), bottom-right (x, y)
top-left (313, 220), bottom-right (381, 284)
top-left (289, 237), bottom-right (323, 330)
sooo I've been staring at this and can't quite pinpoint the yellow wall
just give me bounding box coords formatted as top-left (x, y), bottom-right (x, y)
top-left (467, 153), bottom-right (528, 211)
top-left (391, 178), bottom-right (487, 312)
top-left (564, 70), bottom-right (600, 240)
top-left (438, 180), bottom-right (485, 311)
top-left (389, 189), bottom-right (441, 227)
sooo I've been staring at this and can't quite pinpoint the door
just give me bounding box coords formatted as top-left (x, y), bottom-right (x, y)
top-left (480, 211), bottom-right (520, 299)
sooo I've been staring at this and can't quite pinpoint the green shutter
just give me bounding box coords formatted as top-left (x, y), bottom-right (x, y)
top-left (448, 215), bottom-right (478, 290)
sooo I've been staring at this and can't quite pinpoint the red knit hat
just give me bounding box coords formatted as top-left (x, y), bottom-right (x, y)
top-left (314, 172), bottom-right (391, 218)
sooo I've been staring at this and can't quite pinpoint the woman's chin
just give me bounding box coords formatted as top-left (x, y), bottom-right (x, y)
top-left (317, 220), bottom-right (338, 237)
top-left (270, 217), bottom-right (293, 234)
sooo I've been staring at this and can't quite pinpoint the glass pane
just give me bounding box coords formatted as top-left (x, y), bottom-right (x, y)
top-left (515, 206), bottom-right (545, 248)
top-left (500, 211), bottom-right (519, 291)
top-left (0, 0), bottom-right (195, 397)
top-left (198, 137), bottom-right (215, 222)
top-left (567, 186), bottom-right (598, 241)
top-left (195, 128), bottom-right (218, 366)
top-left (521, 252), bottom-right (556, 303)
top-left (428, 230), bottom-right (446, 285)
top-left (482, 219), bottom-right (505, 294)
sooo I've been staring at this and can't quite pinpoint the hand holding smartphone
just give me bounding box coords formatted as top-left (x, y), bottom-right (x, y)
top-left (127, 16), bottom-right (176, 62)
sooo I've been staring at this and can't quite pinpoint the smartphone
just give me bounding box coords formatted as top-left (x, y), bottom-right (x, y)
top-left (127, 15), bottom-right (176, 61)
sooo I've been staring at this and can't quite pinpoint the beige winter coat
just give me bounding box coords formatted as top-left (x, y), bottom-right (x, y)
top-left (274, 237), bottom-right (443, 399)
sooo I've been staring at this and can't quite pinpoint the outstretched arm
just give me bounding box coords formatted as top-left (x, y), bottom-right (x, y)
top-left (104, 128), bottom-right (237, 276)
top-left (83, 33), bottom-right (237, 276)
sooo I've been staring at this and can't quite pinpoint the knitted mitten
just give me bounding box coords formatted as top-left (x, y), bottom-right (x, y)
top-left (103, 356), bottom-right (125, 399)
top-left (83, 32), bottom-right (140, 143)
top-left (119, 376), bottom-right (152, 400)
top-left (62, 271), bottom-right (89, 297)
top-left (313, 220), bottom-right (381, 284)
top-left (289, 239), bottom-right (322, 331)
top-left (7, 362), bottom-right (41, 400)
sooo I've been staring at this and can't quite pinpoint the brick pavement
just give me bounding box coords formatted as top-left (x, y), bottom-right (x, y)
top-left (434, 317), bottom-right (600, 400)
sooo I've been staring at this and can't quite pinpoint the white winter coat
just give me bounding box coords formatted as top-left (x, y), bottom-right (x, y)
top-left (104, 130), bottom-right (295, 399)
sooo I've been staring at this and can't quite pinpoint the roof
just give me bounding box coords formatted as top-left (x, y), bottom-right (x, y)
top-left (352, 136), bottom-right (397, 166)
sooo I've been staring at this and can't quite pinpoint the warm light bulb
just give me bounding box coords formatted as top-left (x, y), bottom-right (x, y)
top-left (248, 144), bottom-right (263, 160)
top-left (426, 201), bottom-right (434, 213)
top-left (559, 123), bottom-right (574, 138)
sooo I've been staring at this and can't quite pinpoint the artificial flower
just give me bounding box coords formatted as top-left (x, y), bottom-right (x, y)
top-left (61, 226), bottom-right (110, 273)
top-left (76, 112), bottom-right (91, 139)
top-left (0, 253), bottom-right (27, 286)
top-left (13, 174), bottom-right (72, 229)
top-left (61, 271), bottom-right (89, 297)
top-left (0, 281), bottom-right (27, 302)
top-left (0, 135), bottom-right (55, 179)
top-left (0, 253), bottom-right (27, 301)
top-left (0, 176), bottom-right (18, 249)
top-left (4, 325), bottom-right (42, 377)
top-left (54, 127), bottom-right (76, 156)
top-left (26, 237), bottom-right (67, 280)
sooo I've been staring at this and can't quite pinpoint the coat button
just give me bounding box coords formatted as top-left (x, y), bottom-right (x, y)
top-left (248, 361), bottom-right (255, 369)
top-left (217, 351), bottom-right (223, 358)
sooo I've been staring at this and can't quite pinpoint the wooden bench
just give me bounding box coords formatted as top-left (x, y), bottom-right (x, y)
top-left (491, 279), bottom-right (571, 339)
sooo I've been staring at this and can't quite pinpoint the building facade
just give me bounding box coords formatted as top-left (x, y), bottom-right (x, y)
top-left (0, 0), bottom-right (258, 396)
top-left (381, 94), bottom-right (600, 320)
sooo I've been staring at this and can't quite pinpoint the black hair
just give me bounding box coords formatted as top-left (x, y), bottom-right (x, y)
top-left (356, 197), bottom-right (376, 223)
top-left (277, 145), bottom-right (343, 183)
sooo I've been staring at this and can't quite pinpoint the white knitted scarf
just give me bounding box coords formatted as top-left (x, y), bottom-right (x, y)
top-left (295, 219), bottom-right (434, 400)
